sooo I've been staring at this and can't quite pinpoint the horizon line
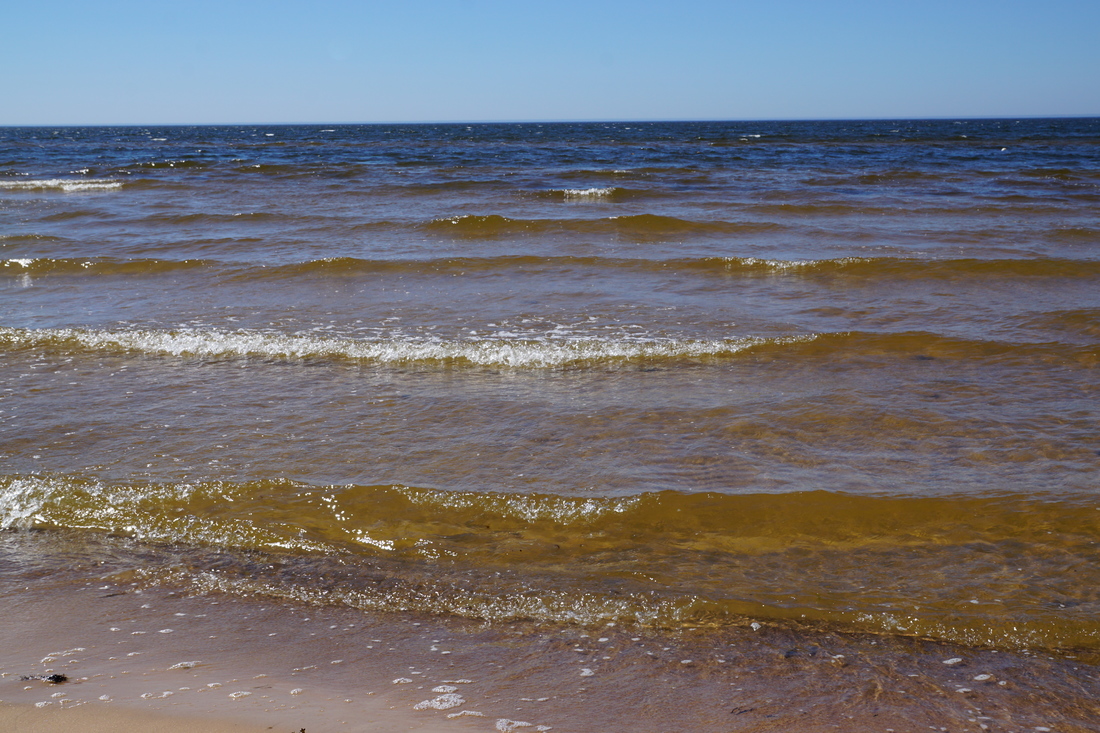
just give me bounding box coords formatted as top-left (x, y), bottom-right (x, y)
top-left (2, 114), bottom-right (1099, 128)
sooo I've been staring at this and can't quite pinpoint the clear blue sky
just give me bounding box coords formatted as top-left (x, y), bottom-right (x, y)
top-left (4, 0), bottom-right (1098, 125)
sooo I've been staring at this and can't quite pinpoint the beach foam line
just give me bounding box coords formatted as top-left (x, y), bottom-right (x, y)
top-left (0, 326), bottom-right (790, 368)
top-left (0, 178), bottom-right (123, 192)
top-left (2, 326), bottom-right (1095, 369)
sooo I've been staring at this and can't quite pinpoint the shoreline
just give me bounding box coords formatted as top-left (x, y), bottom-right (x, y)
top-left (2, 575), bottom-right (1098, 732)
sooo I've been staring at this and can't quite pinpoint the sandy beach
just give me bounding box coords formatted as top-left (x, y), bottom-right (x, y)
top-left (2, 569), bottom-right (1098, 733)
top-left (0, 576), bottom-right (507, 733)
top-left (0, 703), bottom-right (275, 733)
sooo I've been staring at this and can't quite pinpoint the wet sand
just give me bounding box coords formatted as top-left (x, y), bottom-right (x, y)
top-left (1, 573), bottom-right (1098, 733)
top-left (0, 579), bottom-right (484, 732)
top-left (0, 702), bottom-right (273, 733)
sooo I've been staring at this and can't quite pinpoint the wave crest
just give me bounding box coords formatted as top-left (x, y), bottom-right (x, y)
top-left (5, 475), bottom-right (1100, 650)
top-left (0, 326), bottom-right (783, 368)
top-left (0, 178), bottom-right (123, 192)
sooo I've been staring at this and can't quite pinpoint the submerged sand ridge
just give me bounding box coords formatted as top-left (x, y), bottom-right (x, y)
top-left (1, 569), bottom-right (1097, 732)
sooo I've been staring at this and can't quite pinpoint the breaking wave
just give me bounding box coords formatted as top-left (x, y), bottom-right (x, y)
top-left (0, 326), bottom-right (789, 368)
top-left (0, 178), bottom-right (124, 192)
top-left (4, 475), bottom-right (1099, 651)
top-left (1, 326), bottom-right (1094, 368)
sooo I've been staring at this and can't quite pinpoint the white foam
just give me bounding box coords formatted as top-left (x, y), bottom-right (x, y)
top-left (0, 475), bottom-right (331, 554)
top-left (413, 693), bottom-right (465, 710)
top-left (0, 326), bottom-right (795, 369)
top-left (0, 178), bottom-right (123, 192)
top-left (0, 477), bottom-right (47, 529)
top-left (351, 530), bottom-right (396, 551)
top-left (398, 489), bottom-right (641, 526)
top-left (727, 256), bottom-right (875, 273)
top-left (734, 256), bottom-right (823, 272)
top-left (560, 187), bottom-right (615, 199)
top-left (496, 720), bottom-right (533, 732)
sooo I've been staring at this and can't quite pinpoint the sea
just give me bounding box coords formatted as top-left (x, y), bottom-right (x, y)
top-left (2, 119), bottom-right (1099, 730)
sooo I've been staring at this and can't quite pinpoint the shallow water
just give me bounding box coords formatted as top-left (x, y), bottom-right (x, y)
top-left (2, 548), bottom-right (1099, 733)
top-left (2, 120), bottom-right (1099, 674)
